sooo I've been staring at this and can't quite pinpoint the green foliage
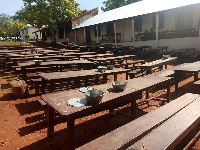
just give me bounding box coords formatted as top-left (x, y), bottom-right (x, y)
top-left (24, 34), bottom-right (30, 40)
top-left (0, 13), bottom-right (25, 39)
top-left (102, 0), bottom-right (141, 11)
top-left (16, 0), bottom-right (83, 31)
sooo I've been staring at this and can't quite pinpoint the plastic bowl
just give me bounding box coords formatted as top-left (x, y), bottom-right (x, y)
top-left (34, 60), bottom-right (43, 65)
top-left (85, 89), bottom-right (104, 104)
top-left (112, 81), bottom-right (128, 91)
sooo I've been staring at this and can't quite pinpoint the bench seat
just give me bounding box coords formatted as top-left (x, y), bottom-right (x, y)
top-left (129, 97), bottom-right (200, 149)
top-left (76, 93), bottom-right (200, 150)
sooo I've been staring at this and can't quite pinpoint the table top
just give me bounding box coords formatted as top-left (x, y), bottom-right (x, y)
top-left (64, 52), bottom-right (97, 56)
top-left (80, 53), bottom-right (114, 59)
top-left (174, 61), bottom-right (200, 72)
top-left (139, 57), bottom-right (177, 68)
top-left (40, 68), bottom-right (130, 80)
top-left (92, 55), bottom-right (135, 62)
top-left (41, 75), bottom-right (172, 116)
top-left (18, 60), bottom-right (94, 67)
top-left (10, 55), bottom-right (76, 61)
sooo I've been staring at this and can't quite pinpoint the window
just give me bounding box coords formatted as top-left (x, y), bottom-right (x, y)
top-left (134, 16), bottom-right (142, 32)
top-left (153, 12), bottom-right (164, 29)
top-left (106, 22), bottom-right (114, 35)
top-left (94, 25), bottom-right (101, 37)
top-left (175, 7), bottom-right (192, 30)
top-left (58, 27), bottom-right (64, 39)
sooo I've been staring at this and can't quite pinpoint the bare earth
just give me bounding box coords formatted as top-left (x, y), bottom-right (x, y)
top-left (1, 65), bottom-right (200, 150)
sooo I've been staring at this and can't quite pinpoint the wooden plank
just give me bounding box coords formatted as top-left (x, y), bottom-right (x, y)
top-left (129, 97), bottom-right (200, 150)
top-left (76, 93), bottom-right (200, 150)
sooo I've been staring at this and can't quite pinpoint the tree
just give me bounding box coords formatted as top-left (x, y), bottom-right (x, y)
top-left (0, 13), bottom-right (25, 40)
top-left (16, 0), bottom-right (85, 40)
top-left (0, 13), bottom-right (11, 39)
top-left (102, 0), bottom-right (141, 11)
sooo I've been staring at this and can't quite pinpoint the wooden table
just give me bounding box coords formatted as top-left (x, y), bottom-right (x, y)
top-left (78, 93), bottom-right (200, 150)
top-left (173, 48), bottom-right (195, 56)
top-left (80, 53), bottom-right (114, 60)
top-left (139, 57), bottom-right (177, 74)
top-left (41, 75), bottom-right (172, 150)
top-left (64, 52), bottom-right (97, 59)
top-left (174, 61), bottom-right (200, 92)
top-left (18, 60), bottom-right (94, 81)
top-left (40, 68), bottom-right (131, 93)
top-left (10, 55), bottom-right (77, 65)
top-left (91, 55), bottom-right (135, 64)
top-left (156, 46), bottom-right (169, 55)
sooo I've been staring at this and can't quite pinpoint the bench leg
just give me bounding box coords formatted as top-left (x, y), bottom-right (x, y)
top-left (131, 96), bottom-right (137, 120)
top-left (47, 106), bottom-right (54, 138)
top-left (67, 117), bottom-right (75, 150)
top-left (167, 81), bottom-right (171, 103)
top-left (146, 89), bottom-right (150, 99)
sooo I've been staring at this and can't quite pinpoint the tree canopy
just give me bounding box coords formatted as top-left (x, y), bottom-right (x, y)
top-left (0, 13), bottom-right (25, 39)
top-left (102, 0), bottom-right (141, 11)
top-left (15, 0), bottom-right (86, 31)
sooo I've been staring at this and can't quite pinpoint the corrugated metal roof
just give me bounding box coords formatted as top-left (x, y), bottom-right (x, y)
top-left (74, 0), bottom-right (200, 29)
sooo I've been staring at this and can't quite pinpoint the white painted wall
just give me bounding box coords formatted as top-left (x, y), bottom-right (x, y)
top-left (20, 27), bottom-right (42, 40)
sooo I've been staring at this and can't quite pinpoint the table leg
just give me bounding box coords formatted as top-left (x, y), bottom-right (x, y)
top-left (146, 89), bottom-right (150, 99)
top-left (114, 73), bottom-right (117, 81)
top-left (165, 64), bottom-right (167, 69)
top-left (67, 116), bottom-right (75, 150)
top-left (47, 106), bottom-right (54, 138)
top-left (167, 81), bottom-right (171, 103)
top-left (194, 72), bottom-right (198, 81)
top-left (42, 78), bottom-right (46, 94)
top-left (50, 80), bottom-right (54, 92)
top-left (131, 95), bottom-right (137, 120)
top-left (175, 71), bottom-right (179, 93)
top-left (103, 74), bottom-right (107, 83)
top-left (95, 75), bottom-right (99, 85)
top-left (22, 67), bottom-right (26, 82)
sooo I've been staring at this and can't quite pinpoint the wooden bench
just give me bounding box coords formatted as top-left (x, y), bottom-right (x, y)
top-left (122, 60), bottom-right (145, 69)
top-left (129, 96), bottom-right (200, 150)
top-left (126, 68), bottom-right (144, 79)
top-left (76, 93), bottom-right (200, 150)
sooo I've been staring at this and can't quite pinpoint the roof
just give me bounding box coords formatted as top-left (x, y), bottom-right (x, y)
top-left (74, 0), bottom-right (200, 29)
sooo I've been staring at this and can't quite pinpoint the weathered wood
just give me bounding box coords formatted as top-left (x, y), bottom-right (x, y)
top-left (76, 93), bottom-right (200, 150)
top-left (42, 75), bottom-right (173, 149)
top-left (129, 97), bottom-right (200, 150)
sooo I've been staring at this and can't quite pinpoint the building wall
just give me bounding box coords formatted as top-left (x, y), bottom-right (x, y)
top-left (20, 27), bottom-right (41, 40)
top-left (74, 4), bottom-right (200, 50)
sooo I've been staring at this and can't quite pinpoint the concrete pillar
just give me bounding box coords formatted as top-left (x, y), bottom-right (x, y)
top-left (132, 19), bottom-right (135, 43)
top-left (156, 13), bottom-right (159, 48)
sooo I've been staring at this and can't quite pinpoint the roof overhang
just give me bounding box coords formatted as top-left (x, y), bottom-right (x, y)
top-left (73, 0), bottom-right (200, 29)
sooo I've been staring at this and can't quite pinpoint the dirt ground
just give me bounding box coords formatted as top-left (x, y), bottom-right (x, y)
top-left (1, 63), bottom-right (200, 150)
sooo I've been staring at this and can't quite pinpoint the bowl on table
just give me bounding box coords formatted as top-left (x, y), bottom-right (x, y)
top-left (112, 81), bottom-right (128, 92)
top-left (85, 89), bottom-right (104, 104)
top-left (34, 60), bottom-right (43, 65)
top-left (162, 55), bottom-right (170, 59)
top-left (107, 65), bottom-right (114, 70)
top-left (97, 66), bottom-right (107, 72)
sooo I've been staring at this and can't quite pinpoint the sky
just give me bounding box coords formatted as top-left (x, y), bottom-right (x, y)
top-left (0, 0), bottom-right (105, 16)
